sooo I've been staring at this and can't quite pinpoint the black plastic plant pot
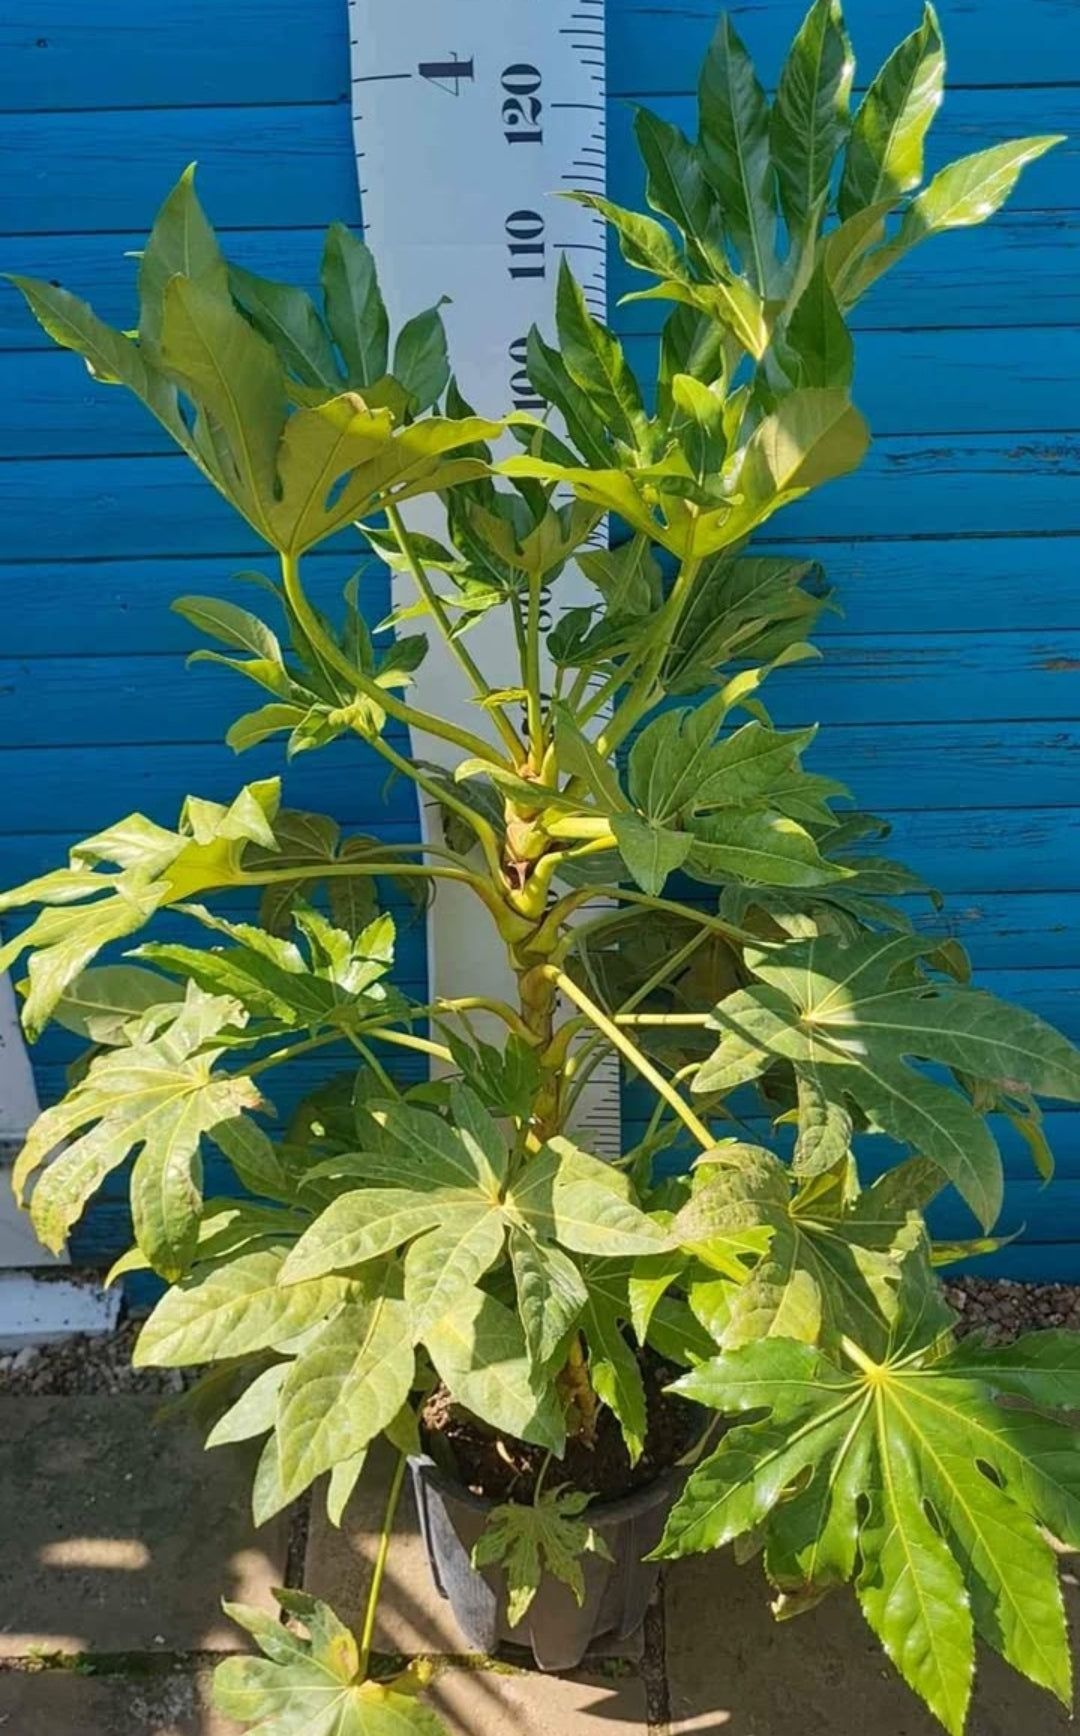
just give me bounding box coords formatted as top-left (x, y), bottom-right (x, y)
top-left (408, 1453), bottom-right (683, 1671)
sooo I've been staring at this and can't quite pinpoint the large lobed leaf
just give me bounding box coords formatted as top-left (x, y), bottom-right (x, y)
top-left (658, 1299), bottom-right (1080, 1735)
top-left (9, 169), bottom-right (497, 559)
top-left (696, 931), bottom-right (1080, 1230)
top-left (14, 987), bottom-right (262, 1277)
top-left (216, 1591), bottom-right (449, 1736)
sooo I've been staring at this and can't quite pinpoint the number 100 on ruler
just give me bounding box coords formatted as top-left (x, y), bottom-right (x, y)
top-left (347, 0), bottom-right (607, 419)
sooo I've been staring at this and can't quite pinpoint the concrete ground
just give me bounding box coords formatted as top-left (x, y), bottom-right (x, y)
top-left (1, 1396), bottom-right (1077, 1734)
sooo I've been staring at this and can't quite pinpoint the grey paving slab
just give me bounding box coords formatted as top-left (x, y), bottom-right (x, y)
top-left (0, 1397), bottom-right (289, 1656)
top-left (304, 1440), bottom-right (643, 1660)
top-left (664, 1550), bottom-right (1079, 1735)
top-left (0, 1668), bottom-right (242, 1735)
top-left (426, 1666), bottom-right (650, 1736)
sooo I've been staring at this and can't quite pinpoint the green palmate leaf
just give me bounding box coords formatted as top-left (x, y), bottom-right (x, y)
top-left (698, 15), bottom-right (779, 293)
top-left (569, 190), bottom-right (685, 283)
top-left (674, 1144), bottom-right (920, 1358)
top-left (547, 1137), bottom-right (671, 1256)
top-left (6, 275), bottom-right (200, 462)
top-left (770, 0), bottom-right (854, 235)
top-left (215, 1590), bottom-right (450, 1736)
top-left (320, 222), bottom-right (389, 388)
top-left (14, 988), bottom-right (261, 1275)
top-left (555, 258), bottom-right (648, 451)
top-left (229, 263), bottom-right (342, 391)
top-left (779, 261), bottom-right (854, 390)
top-left (472, 1488), bottom-right (612, 1627)
top-left (393, 301), bottom-right (450, 413)
top-left (137, 163), bottom-right (226, 349)
top-left (703, 930), bottom-right (1080, 1230)
top-left (632, 108), bottom-right (718, 268)
top-left (205, 1363), bottom-right (289, 1448)
top-left (444, 1032), bottom-right (542, 1124)
top-left (611, 813), bottom-right (692, 897)
top-left (424, 1286), bottom-right (567, 1453)
top-left (134, 1245), bottom-right (351, 1366)
top-left (629, 704), bottom-right (815, 827)
top-left (583, 1283), bottom-right (648, 1464)
top-left (509, 1229), bottom-right (588, 1365)
top-left (51, 964), bottom-right (185, 1046)
top-left (838, 3), bottom-right (945, 220)
top-left (160, 271), bottom-right (286, 538)
top-left (403, 1206), bottom-right (507, 1338)
top-left (268, 391), bottom-right (498, 556)
top-left (280, 1188), bottom-right (453, 1284)
top-left (727, 388), bottom-right (869, 539)
top-left (660, 1313), bottom-right (1080, 1735)
top-left (848, 136), bottom-right (1064, 299)
top-left (275, 1288), bottom-right (415, 1502)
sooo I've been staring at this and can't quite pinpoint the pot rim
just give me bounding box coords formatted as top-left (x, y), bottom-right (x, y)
top-left (408, 1451), bottom-right (688, 1523)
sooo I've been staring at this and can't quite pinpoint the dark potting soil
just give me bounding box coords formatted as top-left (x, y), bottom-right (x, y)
top-left (420, 1347), bottom-right (701, 1504)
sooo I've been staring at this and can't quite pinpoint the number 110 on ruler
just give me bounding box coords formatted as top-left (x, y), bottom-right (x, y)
top-left (348, 0), bottom-right (607, 420)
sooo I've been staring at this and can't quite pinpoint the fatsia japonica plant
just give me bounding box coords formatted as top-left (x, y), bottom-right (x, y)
top-left (2, 4), bottom-right (1077, 1733)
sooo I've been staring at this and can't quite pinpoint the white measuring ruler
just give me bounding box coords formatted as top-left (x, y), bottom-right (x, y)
top-left (348, 0), bottom-right (621, 1159)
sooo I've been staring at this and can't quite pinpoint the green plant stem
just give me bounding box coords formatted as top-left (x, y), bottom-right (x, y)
top-left (615, 1012), bottom-right (712, 1026)
top-left (561, 925), bottom-right (713, 1117)
top-left (417, 996), bottom-right (536, 1042)
top-left (346, 1033), bottom-right (401, 1096)
top-left (560, 886), bottom-right (756, 950)
top-left (543, 966), bottom-right (715, 1150)
top-left (245, 1031), bottom-right (345, 1078)
top-left (372, 1027), bottom-right (455, 1065)
top-left (597, 554), bottom-right (702, 756)
top-left (524, 570), bottom-right (545, 759)
top-left (385, 504), bottom-right (526, 761)
top-left (278, 549), bottom-right (504, 765)
top-left (363, 730), bottom-right (506, 883)
top-left (248, 860), bottom-right (474, 889)
top-left (358, 1450), bottom-right (408, 1678)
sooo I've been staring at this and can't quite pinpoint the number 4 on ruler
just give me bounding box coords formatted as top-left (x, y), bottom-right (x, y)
top-left (418, 55), bottom-right (474, 94)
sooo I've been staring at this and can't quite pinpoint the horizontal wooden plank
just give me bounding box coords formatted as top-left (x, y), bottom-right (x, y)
top-left (2, 721), bottom-right (1079, 836)
top-left (4, 631), bottom-right (1080, 748)
top-left (4, 538), bottom-right (1078, 660)
top-left (0, 0), bottom-right (351, 111)
top-left (5, 213), bottom-right (1078, 353)
top-left (3, 0), bottom-right (1075, 116)
top-left (0, 104), bottom-right (359, 238)
top-left (0, 553), bottom-right (378, 656)
top-left (0, 89), bottom-right (1074, 242)
top-left (2, 434), bottom-right (1077, 561)
top-left (0, 734), bottom-right (423, 836)
top-left (9, 324), bottom-right (1079, 463)
top-left (607, 0), bottom-right (1080, 94)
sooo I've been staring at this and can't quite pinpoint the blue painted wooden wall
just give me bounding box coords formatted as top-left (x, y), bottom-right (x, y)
top-left (1, 1), bottom-right (1078, 1277)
